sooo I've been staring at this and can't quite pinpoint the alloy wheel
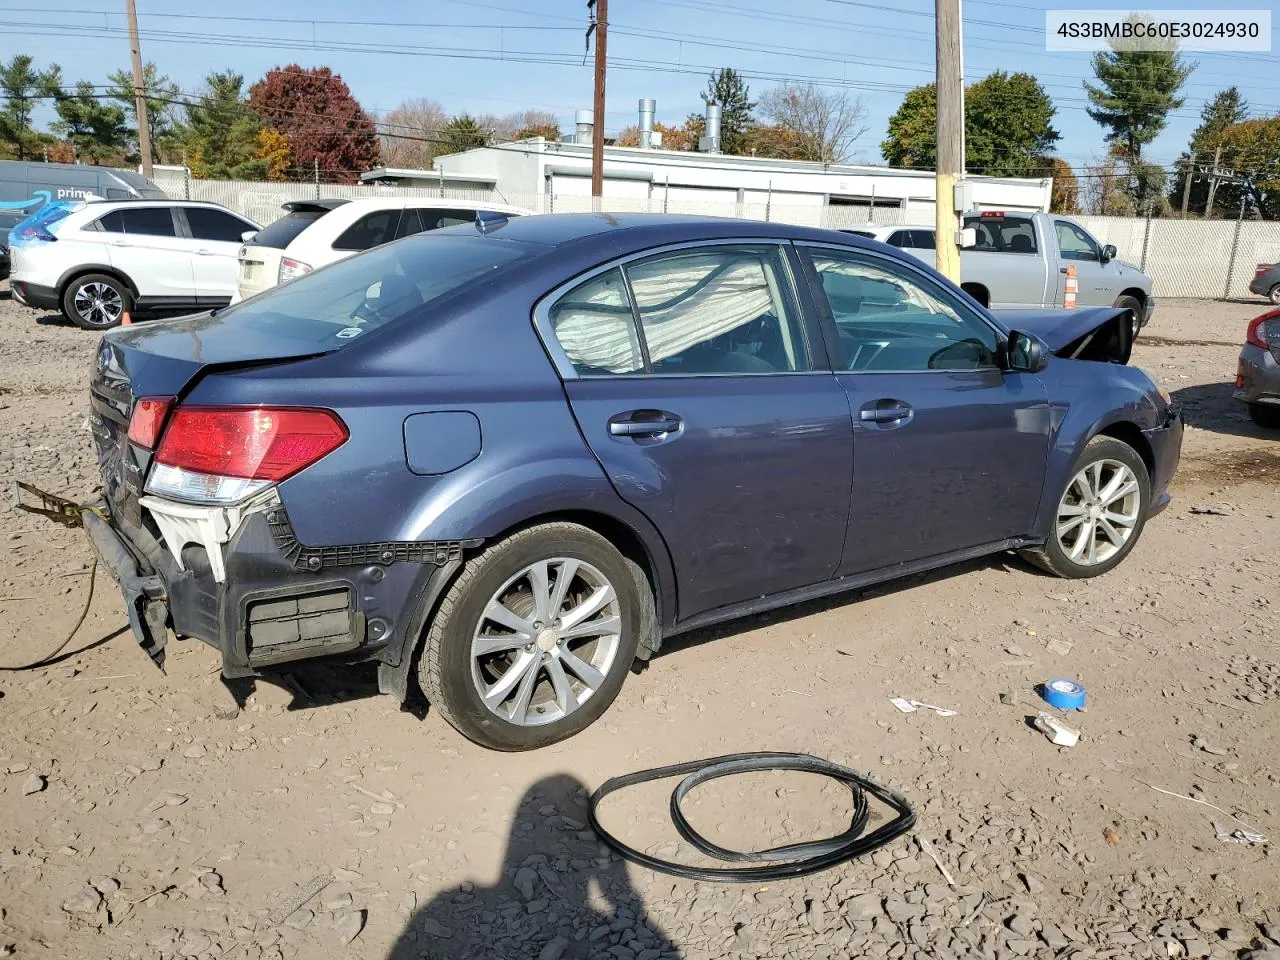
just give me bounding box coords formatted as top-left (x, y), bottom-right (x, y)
top-left (1055, 458), bottom-right (1141, 566)
top-left (73, 281), bottom-right (124, 327)
top-left (470, 558), bottom-right (622, 727)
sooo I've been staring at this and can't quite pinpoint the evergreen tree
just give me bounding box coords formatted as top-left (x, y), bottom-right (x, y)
top-left (439, 114), bottom-right (488, 154)
top-left (106, 62), bottom-right (181, 163)
top-left (51, 80), bottom-right (129, 164)
top-left (1169, 87), bottom-right (1250, 215)
top-left (178, 72), bottom-right (266, 179)
top-left (701, 68), bottom-right (754, 155)
top-left (0, 55), bottom-right (62, 160)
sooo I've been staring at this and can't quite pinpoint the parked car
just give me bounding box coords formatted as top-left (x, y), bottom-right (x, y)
top-left (1235, 307), bottom-right (1280, 428)
top-left (0, 160), bottom-right (167, 279)
top-left (8, 199), bottom-right (259, 329)
top-left (1250, 263), bottom-right (1280, 305)
top-left (233, 197), bottom-right (530, 302)
top-left (844, 212), bottom-right (1154, 329)
top-left (83, 213), bottom-right (1181, 750)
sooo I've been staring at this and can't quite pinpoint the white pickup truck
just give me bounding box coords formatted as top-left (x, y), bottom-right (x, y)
top-left (846, 211), bottom-right (1154, 328)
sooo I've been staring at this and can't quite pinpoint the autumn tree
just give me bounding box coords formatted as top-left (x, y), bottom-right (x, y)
top-left (256, 127), bottom-right (291, 180)
top-left (758, 84), bottom-right (865, 163)
top-left (513, 110), bottom-right (561, 141)
top-left (107, 62), bottom-right (180, 163)
top-left (702, 68), bottom-right (754, 155)
top-left (52, 80), bottom-right (129, 164)
top-left (741, 124), bottom-right (810, 160)
top-left (248, 65), bottom-right (379, 183)
top-left (1214, 116), bottom-right (1280, 219)
top-left (1045, 157), bottom-right (1079, 214)
top-left (178, 72), bottom-right (265, 179)
top-left (882, 72), bottom-right (1059, 177)
top-left (1169, 87), bottom-right (1250, 216)
top-left (0, 55), bottom-right (62, 160)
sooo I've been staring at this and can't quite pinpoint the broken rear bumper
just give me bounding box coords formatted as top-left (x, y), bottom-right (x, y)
top-left (83, 506), bottom-right (169, 668)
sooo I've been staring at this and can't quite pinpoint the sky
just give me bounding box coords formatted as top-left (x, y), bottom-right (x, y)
top-left (5, 0), bottom-right (1279, 174)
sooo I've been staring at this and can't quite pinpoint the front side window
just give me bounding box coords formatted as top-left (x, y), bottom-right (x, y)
top-left (805, 247), bottom-right (999, 372)
top-left (1055, 220), bottom-right (1100, 262)
top-left (964, 215), bottom-right (1037, 254)
top-left (627, 245), bottom-right (809, 374)
top-left (96, 207), bottom-right (176, 237)
top-left (332, 209), bottom-right (400, 251)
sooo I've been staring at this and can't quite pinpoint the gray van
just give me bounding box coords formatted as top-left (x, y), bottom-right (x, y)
top-left (1, 160), bottom-right (168, 279)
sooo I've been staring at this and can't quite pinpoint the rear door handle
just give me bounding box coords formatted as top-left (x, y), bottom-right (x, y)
top-left (859, 401), bottom-right (912, 424)
top-left (608, 412), bottom-right (683, 438)
top-left (194, 248), bottom-right (215, 255)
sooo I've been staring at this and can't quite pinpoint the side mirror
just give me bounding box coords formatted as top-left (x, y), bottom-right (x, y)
top-left (241, 230), bottom-right (258, 243)
top-left (1101, 243), bottom-right (1116, 263)
top-left (1006, 330), bottom-right (1048, 373)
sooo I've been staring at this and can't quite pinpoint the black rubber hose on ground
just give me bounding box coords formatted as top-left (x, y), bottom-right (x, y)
top-left (588, 752), bottom-right (916, 882)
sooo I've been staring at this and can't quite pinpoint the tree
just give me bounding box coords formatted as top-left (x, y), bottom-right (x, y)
top-left (881, 72), bottom-right (1059, 177)
top-left (178, 72), bottom-right (266, 179)
top-left (248, 65), bottom-right (380, 183)
top-left (1080, 150), bottom-right (1136, 216)
top-left (379, 97), bottom-right (447, 169)
top-left (1084, 15), bottom-right (1193, 166)
top-left (513, 110), bottom-right (561, 142)
top-left (758, 83), bottom-right (866, 163)
top-left (107, 62), bottom-right (180, 163)
top-left (51, 80), bottom-right (129, 164)
top-left (438, 114), bottom-right (488, 155)
top-left (1169, 87), bottom-right (1250, 215)
top-left (1215, 117), bottom-right (1280, 219)
top-left (1046, 157), bottom-right (1079, 214)
top-left (654, 117), bottom-right (702, 152)
top-left (741, 123), bottom-right (810, 160)
top-left (256, 127), bottom-right (292, 180)
top-left (701, 68), bottom-right (754, 155)
top-left (0, 55), bottom-right (62, 160)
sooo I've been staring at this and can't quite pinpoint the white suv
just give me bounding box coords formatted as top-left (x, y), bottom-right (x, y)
top-left (234, 197), bottom-right (530, 302)
top-left (9, 199), bottom-right (259, 329)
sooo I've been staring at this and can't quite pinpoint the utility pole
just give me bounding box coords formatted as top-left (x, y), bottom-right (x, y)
top-left (934, 0), bottom-right (963, 282)
top-left (1179, 151), bottom-right (1195, 217)
top-left (1204, 144), bottom-right (1223, 218)
top-left (588, 0), bottom-right (608, 200)
top-left (125, 0), bottom-right (153, 179)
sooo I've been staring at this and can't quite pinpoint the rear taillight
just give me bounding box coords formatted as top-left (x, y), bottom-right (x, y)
top-left (1258, 265), bottom-right (1273, 277)
top-left (1245, 309), bottom-right (1280, 349)
top-left (127, 397), bottom-right (173, 449)
top-left (147, 406), bottom-right (348, 503)
top-left (278, 257), bottom-right (312, 284)
top-left (16, 225), bottom-right (57, 243)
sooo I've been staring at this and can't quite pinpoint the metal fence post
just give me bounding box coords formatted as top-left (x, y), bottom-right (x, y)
top-left (1139, 207), bottom-right (1153, 272)
top-left (1223, 196), bottom-right (1246, 300)
top-left (314, 158), bottom-right (320, 200)
top-left (765, 180), bottom-right (772, 222)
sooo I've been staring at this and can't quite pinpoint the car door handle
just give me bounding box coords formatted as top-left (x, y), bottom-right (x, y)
top-left (109, 239), bottom-right (129, 246)
top-left (859, 401), bottom-right (912, 424)
top-left (194, 248), bottom-right (215, 255)
top-left (608, 412), bottom-right (683, 437)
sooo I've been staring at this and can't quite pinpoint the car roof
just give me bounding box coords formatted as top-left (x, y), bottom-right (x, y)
top-left (326, 196), bottom-right (530, 214)
top-left (467, 212), bottom-right (882, 251)
top-left (81, 199), bottom-right (233, 209)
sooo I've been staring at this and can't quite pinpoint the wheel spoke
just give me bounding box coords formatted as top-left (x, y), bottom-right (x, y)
top-left (1058, 501), bottom-right (1088, 518)
top-left (483, 651), bottom-right (538, 708)
top-left (1104, 509), bottom-right (1136, 528)
top-left (482, 600), bottom-right (535, 637)
top-left (1089, 461), bottom-right (1104, 497)
top-left (525, 560), bottom-right (552, 624)
top-left (472, 633), bottom-right (528, 657)
top-left (547, 559), bottom-right (579, 619)
top-left (1067, 520), bottom-right (1093, 560)
top-left (508, 657), bottom-right (542, 724)
top-left (1102, 480), bottom-right (1139, 508)
top-left (1057, 515), bottom-right (1087, 538)
top-left (560, 584), bottom-right (616, 630)
top-left (1097, 517), bottom-right (1124, 546)
top-left (1085, 522), bottom-right (1099, 564)
top-left (1097, 465), bottom-right (1129, 503)
top-left (546, 657), bottom-right (579, 714)
top-left (558, 615), bottom-right (621, 641)
top-left (559, 647), bottom-right (605, 691)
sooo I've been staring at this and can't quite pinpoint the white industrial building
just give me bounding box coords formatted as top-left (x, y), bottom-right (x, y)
top-left (421, 100), bottom-right (1053, 228)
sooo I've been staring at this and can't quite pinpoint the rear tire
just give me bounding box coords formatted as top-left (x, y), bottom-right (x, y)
top-left (1021, 435), bottom-right (1151, 579)
top-left (1114, 294), bottom-right (1143, 336)
top-left (1249, 403), bottom-right (1280, 429)
top-left (418, 522), bottom-right (642, 751)
top-left (61, 273), bottom-right (132, 330)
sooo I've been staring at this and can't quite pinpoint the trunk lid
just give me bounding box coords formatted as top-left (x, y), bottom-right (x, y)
top-left (90, 312), bottom-right (332, 525)
top-left (992, 306), bottom-right (1133, 364)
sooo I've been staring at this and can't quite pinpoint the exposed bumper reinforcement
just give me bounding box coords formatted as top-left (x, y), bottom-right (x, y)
top-left (82, 508), bottom-right (169, 669)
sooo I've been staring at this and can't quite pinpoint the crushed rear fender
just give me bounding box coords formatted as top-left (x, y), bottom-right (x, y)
top-left (994, 307), bottom-right (1133, 364)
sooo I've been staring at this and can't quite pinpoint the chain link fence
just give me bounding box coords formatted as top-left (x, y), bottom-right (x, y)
top-left (155, 172), bottom-right (1277, 301)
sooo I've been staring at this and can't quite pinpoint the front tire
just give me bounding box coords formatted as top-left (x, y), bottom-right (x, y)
top-left (1023, 435), bottom-right (1151, 579)
top-left (61, 273), bottom-right (132, 330)
top-left (1114, 294), bottom-right (1144, 336)
top-left (418, 522), bottom-right (642, 751)
top-left (1268, 283), bottom-right (1280, 306)
top-left (1249, 403), bottom-right (1280, 429)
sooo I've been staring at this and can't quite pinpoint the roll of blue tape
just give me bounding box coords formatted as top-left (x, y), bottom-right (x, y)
top-left (1042, 678), bottom-right (1087, 710)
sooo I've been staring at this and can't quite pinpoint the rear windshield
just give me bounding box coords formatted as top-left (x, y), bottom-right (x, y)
top-left (213, 232), bottom-right (538, 346)
top-left (251, 210), bottom-right (328, 249)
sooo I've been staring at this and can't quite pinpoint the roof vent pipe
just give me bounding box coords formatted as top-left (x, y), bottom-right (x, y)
top-left (638, 98), bottom-right (656, 148)
top-left (700, 102), bottom-right (721, 153)
top-left (574, 109), bottom-right (593, 146)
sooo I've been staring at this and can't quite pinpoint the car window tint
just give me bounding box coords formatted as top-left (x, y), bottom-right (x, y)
top-left (1055, 220), bottom-right (1100, 261)
top-left (548, 268), bottom-right (645, 375)
top-left (95, 207), bottom-right (176, 236)
top-left (807, 248), bottom-right (999, 372)
top-left (185, 206), bottom-right (251, 242)
top-left (887, 231), bottom-right (909, 247)
top-left (421, 208), bottom-right (480, 231)
top-left (626, 245), bottom-right (809, 375)
top-left (332, 209), bottom-right (399, 251)
top-left (911, 230), bottom-right (935, 249)
top-left (395, 207), bottom-right (425, 240)
top-left (963, 215), bottom-right (1037, 254)
top-left (252, 210), bottom-right (327, 249)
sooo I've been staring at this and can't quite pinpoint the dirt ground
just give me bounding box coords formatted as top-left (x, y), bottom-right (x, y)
top-left (0, 291), bottom-right (1277, 960)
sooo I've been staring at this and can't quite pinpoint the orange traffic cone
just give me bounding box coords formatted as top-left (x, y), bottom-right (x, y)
top-left (120, 310), bottom-right (132, 326)
top-left (1063, 265), bottom-right (1077, 309)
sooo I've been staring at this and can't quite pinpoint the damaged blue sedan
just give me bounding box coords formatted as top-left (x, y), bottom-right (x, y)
top-left (80, 213), bottom-right (1182, 750)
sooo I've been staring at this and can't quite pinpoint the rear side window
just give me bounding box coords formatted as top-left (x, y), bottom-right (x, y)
top-left (216, 233), bottom-right (536, 346)
top-left (887, 231), bottom-right (910, 247)
top-left (184, 206), bottom-right (252, 242)
top-left (96, 207), bottom-right (176, 237)
top-left (549, 269), bottom-right (645, 375)
top-left (395, 207), bottom-right (424, 240)
top-left (420, 208), bottom-right (479, 231)
top-left (332, 209), bottom-right (400, 251)
top-left (251, 210), bottom-right (327, 249)
top-left (963, 215), bottom-right (1037, 254)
